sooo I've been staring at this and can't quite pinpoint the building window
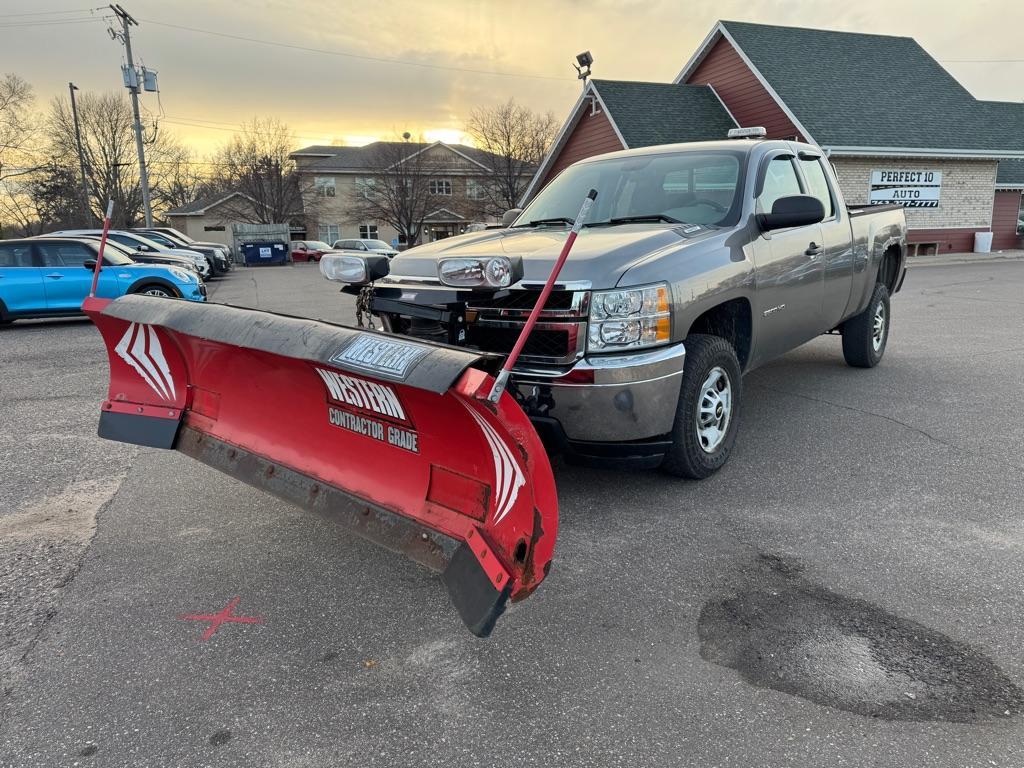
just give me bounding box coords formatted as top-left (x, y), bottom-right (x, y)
top-left (428, 179), bottom-right (452, 196)
top-left (359, 224), bottom-right (379, 240)
top-left (355, 177), bottom-right (377, 198)
top-left (466, 179), bottom-right (487, 200)
top-left (318, 224), bottom-right (339, 242)
top-left (315, 176), bottom-right (336, 197)
top-left (203, 225), bottom-right (226, 232)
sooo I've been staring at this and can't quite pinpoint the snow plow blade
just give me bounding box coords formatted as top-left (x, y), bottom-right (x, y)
top-left (83, 295), bottom-right (557, 637)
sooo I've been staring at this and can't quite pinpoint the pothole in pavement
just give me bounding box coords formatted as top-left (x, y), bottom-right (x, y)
top-left (698, 555), bottom-right (1023, 722)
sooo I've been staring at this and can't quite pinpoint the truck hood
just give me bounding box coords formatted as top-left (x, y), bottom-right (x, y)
top-left (386, 225), bottom-right (721, 288)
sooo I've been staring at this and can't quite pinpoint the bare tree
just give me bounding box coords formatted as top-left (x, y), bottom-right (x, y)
top-left (151, 150), bottom-right (213, 214)
top-left (0, 73), bottom-right (40, 184)
top-left (464, 99), bottom-right (558, 215)
top-left (47, 91), bottom-right (188, 227)
top-left (344, 138), bottom-right (457, 247)
top-left (208, 118), bottom-right (309, 225)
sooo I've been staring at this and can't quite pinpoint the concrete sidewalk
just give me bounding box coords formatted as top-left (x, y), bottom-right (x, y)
top-left (907, 249), bottom-right (1024, 267)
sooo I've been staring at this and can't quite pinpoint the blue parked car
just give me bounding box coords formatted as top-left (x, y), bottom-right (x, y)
top-left (0, 236), bottom-right (206, 324)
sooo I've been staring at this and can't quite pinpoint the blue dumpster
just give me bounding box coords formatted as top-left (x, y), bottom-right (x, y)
top-left (241, 241), bottom-right (289, 266)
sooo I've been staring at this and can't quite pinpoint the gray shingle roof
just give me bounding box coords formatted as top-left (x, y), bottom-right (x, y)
top-left (166, 191), bottom-right (246, 216)
top-left (592, 80), bottom-right (737, 146)
top-left (290, 141), bottom-right (528, 172)
top-left (997, 160), bottom-right (1024, 188)
top-left (719, 20), bottom-right (1024, 155)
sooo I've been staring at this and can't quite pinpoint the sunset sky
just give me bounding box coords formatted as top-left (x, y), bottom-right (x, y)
top-left (5, 0), bottom-right (1023, 156)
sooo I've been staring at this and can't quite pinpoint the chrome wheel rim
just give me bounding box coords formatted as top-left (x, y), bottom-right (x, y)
top-left (143, 288), bottom-right (170, 297)
top-left (696, 366), bottom-right (732, 453)
top-left (872, 303), bottom-right (887, 351)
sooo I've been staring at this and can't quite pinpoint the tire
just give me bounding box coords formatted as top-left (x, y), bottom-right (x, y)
top-left (842, 283), bottom-right (890, 368)
top-left (133, 284), bottom-right (179, 299)
top-left (661, 334), bottom-right (743, 479)
top-left (0, 300), bottom-right (11, 325)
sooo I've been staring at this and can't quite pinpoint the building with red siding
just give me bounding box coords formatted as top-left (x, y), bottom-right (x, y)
top-left (527, 21), bottom-right (1024, 254)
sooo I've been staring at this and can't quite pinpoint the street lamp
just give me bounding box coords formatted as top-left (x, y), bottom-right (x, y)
top-left (68, 82), bottom-right (93, 225)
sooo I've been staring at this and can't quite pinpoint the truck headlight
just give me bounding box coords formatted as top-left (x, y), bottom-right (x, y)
top-left (320, 253), bottom-right (391, 284)
top-left (588, 283), bottom-right (670, 351)
top-left (438, 256), bottom-right (519, 288)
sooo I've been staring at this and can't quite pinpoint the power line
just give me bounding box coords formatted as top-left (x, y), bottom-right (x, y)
top-left (139, 18), bottom-right (569, 81)
top-left (0, 17), bottom-right (106, 28)
top-left (2, 7), bottom-right (97, 16)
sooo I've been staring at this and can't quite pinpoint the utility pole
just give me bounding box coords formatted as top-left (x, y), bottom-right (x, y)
top-left (68, 83), bottom-right (92, 226)
top-left (108, 4), bottom-right (153, 227)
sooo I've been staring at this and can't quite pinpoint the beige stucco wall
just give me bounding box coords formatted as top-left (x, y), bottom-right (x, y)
top-left (165, 214), bottom-right (234, 248)
top-left (831, 157), bottom-right (998, 229)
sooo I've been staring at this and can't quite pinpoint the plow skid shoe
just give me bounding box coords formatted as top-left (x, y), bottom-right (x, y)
top-left (83, 295), bottom-right (558, 637)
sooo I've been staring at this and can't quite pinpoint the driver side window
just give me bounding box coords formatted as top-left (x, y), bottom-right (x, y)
top-left (758, 157), bottom-right (802, 213)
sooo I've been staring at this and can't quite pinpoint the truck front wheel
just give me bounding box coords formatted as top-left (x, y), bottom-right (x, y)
top-left (661, 334), bottom-right (742, 479)
top-left (841, 283), bottom-right (890, 368)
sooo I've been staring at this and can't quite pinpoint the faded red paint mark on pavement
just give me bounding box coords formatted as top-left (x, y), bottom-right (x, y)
top-left (179, 597), bottom-right (263, 640)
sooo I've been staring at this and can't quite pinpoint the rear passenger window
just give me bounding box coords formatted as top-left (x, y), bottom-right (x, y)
top-left (758, 157), bottom-right (802, 213)
top-left (0, 243), bottom-right (33, 267)
top-left (800, 157), bottom-right (835, 218)
top-left (36, 242), bottom-right (95, 266)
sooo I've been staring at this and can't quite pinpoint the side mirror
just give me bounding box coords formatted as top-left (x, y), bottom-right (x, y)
top-left (83, 259), bottom-right (97, 270)
top-left (757, 195), bottom-right (825, 232)
top-left (501, 208), bottom-right (522, 227)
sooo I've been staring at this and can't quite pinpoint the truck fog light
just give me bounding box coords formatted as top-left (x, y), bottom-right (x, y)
top-left (320, 254), bottom-right (368, 284)
top-left (438, 256), bottom-right (517, 288)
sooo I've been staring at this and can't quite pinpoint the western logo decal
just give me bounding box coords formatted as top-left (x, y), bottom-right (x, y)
top-left (330, 334), bottom-right (427, 380)
top-left (463, 401), bottom-right (524, 525)
top-left (115, 322), bottom-right (177, 401)
top-left (315, 368), bottom-right (419, 453)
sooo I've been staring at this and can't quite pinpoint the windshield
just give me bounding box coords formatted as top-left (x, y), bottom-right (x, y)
top-left (307, 241), bottom-right (332, 250)
top-left (365, 240), bottom-right (393, 250)
top-left (140, 231), bottom-right (175, 247)
top-left (516, 150), bottom-right (745, 228)
top-left (97, 241), bottom-right (136, 266)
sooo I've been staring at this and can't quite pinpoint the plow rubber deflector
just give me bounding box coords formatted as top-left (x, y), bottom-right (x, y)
top-left (84, 295), bottom-right (558, 637)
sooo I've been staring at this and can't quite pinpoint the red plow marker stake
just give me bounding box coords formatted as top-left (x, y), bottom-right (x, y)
top-left (89, 200), bottom-right (115, 298)
top-left (488, 189), bottom-right (597, 402)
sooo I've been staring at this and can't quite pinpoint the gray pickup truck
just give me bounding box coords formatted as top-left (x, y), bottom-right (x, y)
top-left (323, 134), bottom-right (907, 478)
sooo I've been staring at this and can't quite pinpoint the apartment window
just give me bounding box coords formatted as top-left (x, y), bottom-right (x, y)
top-left (356, 177), bottom-right (377, 198)
top-left (359, 224), bottom-right (379, 240)
top-left (466, 179), bottom-right (487, 200)
top-left (318, 224), bottom-right (340, 242)
top-left (315, 176), bottom-right (336, 197)
top-left (428, 179), bottom-right (452, 196)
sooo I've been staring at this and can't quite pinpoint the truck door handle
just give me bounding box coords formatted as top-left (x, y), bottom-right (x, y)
top-left (45, 273), bottom-right (63, 279)
top-left (805, 242), bottom-right (822, 257)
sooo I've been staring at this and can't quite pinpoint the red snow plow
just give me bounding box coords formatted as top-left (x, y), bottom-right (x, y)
top-left (83, 295), bottom-right (557, 636)
top-left (84, 191), bottom-right (595, 636)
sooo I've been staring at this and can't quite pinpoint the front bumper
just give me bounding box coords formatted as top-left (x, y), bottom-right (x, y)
top-left (511, 342), bottom-right (686, 445)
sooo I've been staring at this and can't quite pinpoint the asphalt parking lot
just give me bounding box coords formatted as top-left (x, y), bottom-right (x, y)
top-left (2, 258), bottom-right (1024, 767)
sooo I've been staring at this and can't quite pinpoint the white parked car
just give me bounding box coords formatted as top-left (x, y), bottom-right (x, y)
top-left (47, 229), bottom-right (212, 279)
top-left (331, 238), bottom-right (399, 258)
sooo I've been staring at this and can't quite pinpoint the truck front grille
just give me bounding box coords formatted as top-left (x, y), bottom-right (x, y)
top-left (465, 289), bottom-right (589, 364)
top-left (465, 326), bottom-right (572, 360)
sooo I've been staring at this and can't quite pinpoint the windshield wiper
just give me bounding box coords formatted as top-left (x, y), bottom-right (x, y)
top-left (515, 217), bottom-right (575, 227)
top-left (597, 214), bottom-right (683, 226)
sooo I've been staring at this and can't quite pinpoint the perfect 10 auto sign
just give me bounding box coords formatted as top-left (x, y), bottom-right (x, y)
top-left (869, 169), bottom-right (942, 208)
